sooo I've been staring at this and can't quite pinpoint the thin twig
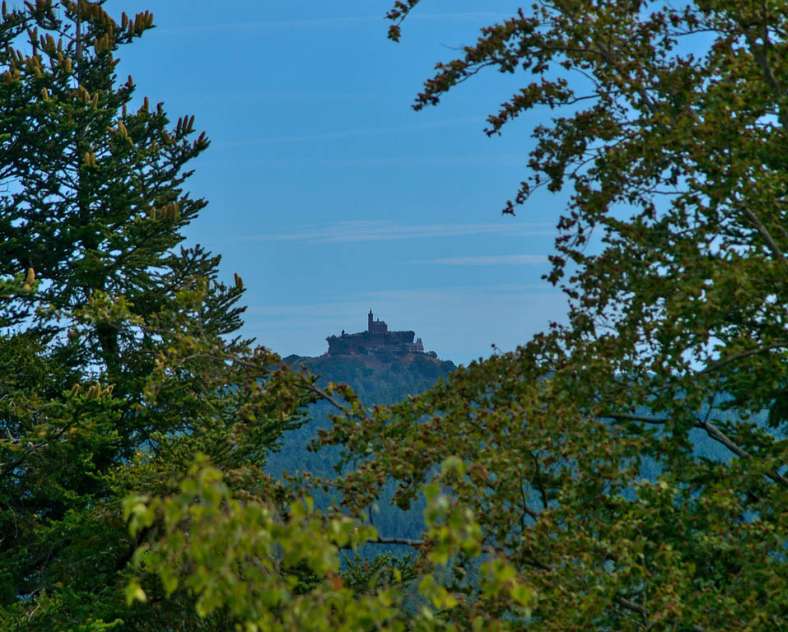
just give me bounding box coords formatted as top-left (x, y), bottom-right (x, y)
top-left (741, 206), bottom-right (785, 262)
top-left (604, 413), bottom-right (787, 487)
top-left (700, 343), bottom-right (787, 374)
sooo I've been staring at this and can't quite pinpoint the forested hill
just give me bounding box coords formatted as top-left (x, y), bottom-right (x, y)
top-left (287, 351), bottom-right (456, 404)
top-left (269, 346), bottom-right (758, 487)
top-left (265, 351), bottom-right (455, 479)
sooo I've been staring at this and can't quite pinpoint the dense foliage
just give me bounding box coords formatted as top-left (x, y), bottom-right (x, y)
top-left (0, 2), bottom-right (525, 630)
top-left (0, 0), bottom-right (785, 630)
top-left (0, 1), bottom-right (318, 628)
top-left (318, 0), bottom-right (787, 629)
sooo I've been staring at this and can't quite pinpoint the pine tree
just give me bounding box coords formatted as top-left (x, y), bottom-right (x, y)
top-left (0, 2), bottom-right (315, 627)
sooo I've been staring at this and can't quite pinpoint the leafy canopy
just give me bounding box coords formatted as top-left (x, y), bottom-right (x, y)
top-left (316, 0), bottom-right (787, 629)
top-left (1, 0), bottom-right (785, 630)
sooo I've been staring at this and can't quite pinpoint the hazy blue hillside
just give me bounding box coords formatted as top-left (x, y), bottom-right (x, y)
top-left (267, 350), bottom-right (772, 542)
top-left (291, 352), bottom-right (456, 405)
top-left (266, 350), bottom-right (455, 540)
top-left (268, 350), bottom-right (455, 477)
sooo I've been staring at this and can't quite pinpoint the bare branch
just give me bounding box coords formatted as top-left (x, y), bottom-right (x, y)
top-left (370, 536), bottom-right (424, 547)
top-left (740, 206), bottom-right (785, 262)
top-left (604, 413), bottom-right (787, 487)
top-left (700, 342), bottom-right (787, 374)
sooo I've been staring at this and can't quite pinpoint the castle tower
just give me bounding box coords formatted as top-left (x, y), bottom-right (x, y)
top-left (368, 309), bottom-right (373, 333)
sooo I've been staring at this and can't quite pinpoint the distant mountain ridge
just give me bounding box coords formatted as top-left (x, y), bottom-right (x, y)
top-left (326, 309), bottom-right (426, 356)
top-left (284, 350), bottom-right (455, 405)
top-left (268, 313), bottom-right (455, 482)
top-left (284, 310), bottom-right (455, 404)
top-left (267, 314), bottom-right (762, 543)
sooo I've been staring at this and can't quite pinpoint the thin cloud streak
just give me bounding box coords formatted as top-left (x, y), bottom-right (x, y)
top-left (218, 117), bottom-right (481, 147)
top-left (200, 154), bottom-right (526, 169)
top-left (243, 221), bottom-right (555, 244)
top-left (245, 284), bottom-right (560, 320)
top-left (365, 284), bottom-right (559, 302)
top-left (245, 283), bottom-right (559, 319)
top-left (420, 254), bottom-right (549, 266)
top-left (159, 12), bottom-right (508, 35)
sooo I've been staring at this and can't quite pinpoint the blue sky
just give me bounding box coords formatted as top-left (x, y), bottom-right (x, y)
top-left (111, 0), bottom-right (570, 363)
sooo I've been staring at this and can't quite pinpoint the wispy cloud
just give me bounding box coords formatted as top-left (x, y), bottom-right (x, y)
top-left (218, 117), bottom-right (481, 147)
top-left (245, 284), bottom-right (558, 319)
top-left (245, 301), bottom-right (363, 319)
top-left (159, 12), bottom-right (509, 35)
top-left (243, 221), bottom-right (554, 244)
top-left (364, 284), bottom-right (558, 302)
top-left (241, 284), bottom-right (566, 361)
top-left (410, 12), bottom-right (510, 23)
top-left (419, 254), bottom-right (549, 266)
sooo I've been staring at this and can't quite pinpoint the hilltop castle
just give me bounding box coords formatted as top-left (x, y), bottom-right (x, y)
top-left (326, 310), bottom-right (425, 356)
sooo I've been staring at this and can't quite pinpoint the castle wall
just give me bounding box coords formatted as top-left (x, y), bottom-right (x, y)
top-left (327, 329), bottom-right (416, 355)
top-left (327, 312), bottom-right (423, 356)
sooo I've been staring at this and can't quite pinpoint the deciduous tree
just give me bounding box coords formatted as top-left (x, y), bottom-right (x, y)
top-left (317, 1), bottom-right (787, 629)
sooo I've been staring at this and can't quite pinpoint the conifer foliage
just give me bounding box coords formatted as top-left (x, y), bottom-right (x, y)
top-left (1, 0), bottom-right (785, 630)
top-left (0, 2), bottom-right (316, 628)
top-left (0, 3), bottom-right (526, 630)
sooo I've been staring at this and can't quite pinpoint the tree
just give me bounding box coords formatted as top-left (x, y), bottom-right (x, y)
top-left (9, 1), bottom-right (782, 629)
top-left (313, 1), bottom-right (787, 629)
top-left (0, 3), bottom-right (533, 629)
top-left (0, 2), bottom-right (317, 628)
top-left (123, 454), bottom-right (535, 631)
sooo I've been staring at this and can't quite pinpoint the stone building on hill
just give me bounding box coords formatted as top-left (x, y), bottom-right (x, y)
top-left (326, 310), bottom-right (426, 356)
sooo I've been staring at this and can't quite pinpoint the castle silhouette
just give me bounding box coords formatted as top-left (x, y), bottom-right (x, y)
top-left (326, 310), bottom-right (425, 356)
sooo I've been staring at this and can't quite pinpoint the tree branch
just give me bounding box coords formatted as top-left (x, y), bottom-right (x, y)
top-left (370, 536), bottom-right (425, 547)
top-left (604, 413), bottom-right (787, 487)
top-left (741, 206), bottom-right (784, 262)
top-left (742, 24), bottom-right (787, 129)
top-left (700, 343), bottom-right (787, 374)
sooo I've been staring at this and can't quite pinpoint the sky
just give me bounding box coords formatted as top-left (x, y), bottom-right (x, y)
top-left (109, 0), bottom-right (571, 364)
